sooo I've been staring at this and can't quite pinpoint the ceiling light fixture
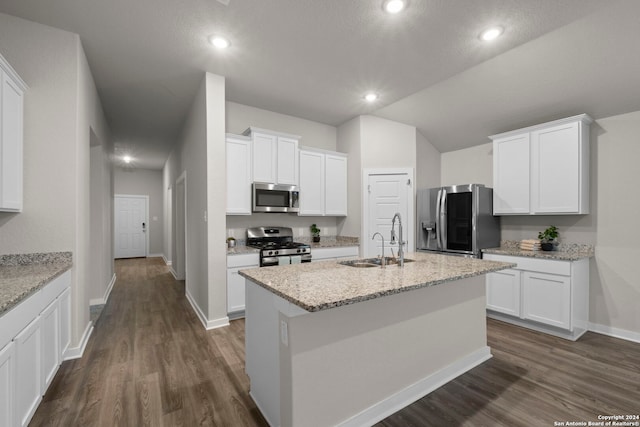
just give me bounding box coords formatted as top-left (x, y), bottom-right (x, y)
top-left (479, 26), bottom-right (503, 41)
top-left (364, 92), bottom-right (379, 102)
top-left (383, 0), bottom-right (406, 14)
top-left (123, 155), bottom-right (132, 164)
top-left (209, 35), bottom-right (231, 49)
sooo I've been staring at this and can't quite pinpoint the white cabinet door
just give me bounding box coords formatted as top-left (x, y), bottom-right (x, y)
top-left (522, 271), bottom-right (571, 330)
top-left (226, 136), bottom-right (252, 215)
top-left (486, 269), bottom-right (521, 317)
top-left (41, 299), bottom-right (60, 390)
top-left (325, 154), bottom-right (347, 216)
top-left (277, 137), bottom-right (299, 185)
top-left (0, 341), bottom-right (15, 427)
top-left (531, 121), bottom-right (582, 214)
top-left (298, 150), bottom-right (325, 216)
top-left (493, 133), bottom-right (530, 214)
top-left (59, 288), bottom-right (71, 360)
top-left (15, 316), bottom-right (42, 427)
top-left (227, 268), bottom-right (247, 314)
top-left (252, 132), bottom-right (277, 184)
top-left (0, 70), bottom-right (25, 212)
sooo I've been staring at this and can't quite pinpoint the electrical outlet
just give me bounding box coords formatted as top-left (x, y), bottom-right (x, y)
top-left (280, 320), bottom-right (289, 346)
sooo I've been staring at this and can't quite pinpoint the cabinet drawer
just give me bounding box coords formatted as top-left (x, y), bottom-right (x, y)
top-left (484, 254), bottom-right (570, 276)
top-left (313, 246), bottom-right (358, 261)
top-left (227, 253), bottom-right (260, 268)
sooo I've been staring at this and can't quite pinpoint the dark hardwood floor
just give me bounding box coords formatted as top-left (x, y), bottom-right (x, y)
top-left (31, 258), bottom-right (639, 426)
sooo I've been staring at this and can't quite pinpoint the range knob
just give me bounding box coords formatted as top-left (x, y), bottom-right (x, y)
top-left (275, 250), bottom-right (279, 255)
top-left (297, 249), bottom-right (301, 253)
top-left (268, 251), bottom-right (273, 256)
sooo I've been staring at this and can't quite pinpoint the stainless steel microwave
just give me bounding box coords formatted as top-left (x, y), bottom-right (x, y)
top-left (252, 183), bottom-right (300, 213)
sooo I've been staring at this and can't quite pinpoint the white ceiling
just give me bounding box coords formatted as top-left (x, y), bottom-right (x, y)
top-left (0, 0), bottom-right (638, 169)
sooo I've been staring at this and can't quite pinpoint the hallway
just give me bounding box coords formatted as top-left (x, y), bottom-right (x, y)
top-left (30, 257), bottom-right (268, 426)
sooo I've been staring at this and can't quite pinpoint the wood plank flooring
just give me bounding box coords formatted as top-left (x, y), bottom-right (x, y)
top-left (30, 257), bottom-right (639, 426)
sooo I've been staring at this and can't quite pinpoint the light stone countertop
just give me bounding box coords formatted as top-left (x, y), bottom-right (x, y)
top-left (239, 251), bottom-right (514, 312)
top-left (483, 240), bottom-right (594, 261)
top-left (0, 252), bottom-right (73, 316)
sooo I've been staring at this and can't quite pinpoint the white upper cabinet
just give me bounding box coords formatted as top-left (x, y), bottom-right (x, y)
top-left (0, 53), bottom-right (28, 212)
top-left (298, 147), bottom-right (347, 217)
top-left (324, 154), bottom-right (347, 216)
top-left (299, 150), bottom-right (325, 216)
top-left (491, 114), bottom-right (591, 215)
top-left (226, 134), bottom-right (252, 215)
top-left (244, 127), bottom-right (300, 185)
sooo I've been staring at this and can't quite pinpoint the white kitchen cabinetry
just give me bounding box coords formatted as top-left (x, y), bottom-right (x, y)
top-left (312, 246), bottom-right (358, 262)
top-left (299, 150), bottom-right (325, 215)
top-left (227, 252), bottom-right (259, 318)
top-left (485, 268), bottom-right (521, 317)
top-left (484, 254), bottom-right (589, 340)
top-left (226, 134), bottom-right (252, 215)
top-left (243, 127), bottom-right (300, 186)
top-left (0, 341), bottom-right (16, 427)
top-left (0, 269), bottom-right (71, 427)
top-left (298, 147), bottom-right (347, 216)
top-left (0, 53), bottom-right (28, 212)
top-left (491, 114), bottom-right (591, 215)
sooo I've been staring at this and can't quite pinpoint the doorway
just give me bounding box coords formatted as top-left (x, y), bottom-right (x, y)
top-left (114, 194), bottom-right (148, 259)
top-left (363, 169), bottom-right (414, 258)
top-left (174, 172), bottom-right (186, 281)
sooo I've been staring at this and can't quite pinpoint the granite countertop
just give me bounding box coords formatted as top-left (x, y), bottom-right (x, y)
top-left (227, 236), bottom-right (359, 255)
top-left (0, 252), bottom-right (73, 316)
top-left (483, 240), bottom-right (594, 261)
top-left (239, 251), bottom-right (514, 312)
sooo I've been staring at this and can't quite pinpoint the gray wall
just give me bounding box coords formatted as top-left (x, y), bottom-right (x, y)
top-left (114, 168), bottom-right (164, 256)
top-left (0, 13), bottom-right (113, 348)
top-left (440, 110), bottom-right (640, 336)
top-left (416, 131), bottom-right (441, 190)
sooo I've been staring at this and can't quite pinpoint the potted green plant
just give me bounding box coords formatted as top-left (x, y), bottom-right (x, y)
top-left (226, 236), bottom-right (236, 248)
top-left (310, 224), bottom-right (321, 243)
top-left (538, 225), bottom-right (558, 251)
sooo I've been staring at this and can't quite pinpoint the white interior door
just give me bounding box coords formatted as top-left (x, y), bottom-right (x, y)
top-left (114, 195), bottom-right (148, 259)
top-left (365, 171), bottom-right (413, 258)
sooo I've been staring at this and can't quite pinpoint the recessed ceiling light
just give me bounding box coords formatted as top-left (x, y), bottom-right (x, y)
top-left (123, 155), bottom-right (132, 164)
top-left (364, 92), bottom-right (379, 102)
top-left (209, 35), bottom-right (231, 49)
top-left (479, 26), bottom-right (503, 41)
top-left (383, 0), bottom-right (406, 14)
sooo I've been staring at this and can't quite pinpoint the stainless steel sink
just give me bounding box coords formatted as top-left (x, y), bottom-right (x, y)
top-left (339, 257), bottom-right (414, 268)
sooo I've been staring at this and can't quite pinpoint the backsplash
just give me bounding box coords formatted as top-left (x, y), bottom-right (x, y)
top-left (226, 214), bottom-right (339, 240)
top-left (499, 240), bottom-right (594, 256)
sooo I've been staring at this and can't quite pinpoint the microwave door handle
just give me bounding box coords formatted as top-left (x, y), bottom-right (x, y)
top-left (435, 189), bottom-right (442, 250)
top-left (441, 189), bottom-right (447, 250)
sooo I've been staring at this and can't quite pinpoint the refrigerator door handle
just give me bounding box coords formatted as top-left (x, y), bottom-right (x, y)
top-left (440, 189), bottom-right (447, 250)
top-left (435, 189), bottom-right (442, 250)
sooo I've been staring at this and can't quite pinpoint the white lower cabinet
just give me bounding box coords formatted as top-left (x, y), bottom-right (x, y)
top-left (227, 253), bottom-right (260, 318)
top-left (0, 269), bottom-right (71, 427)
top-left (484, 254), bottom-right (589, 340)
top-left (486, 268), bottom-right (521, 317)
top-left (0, 341), bottom-right (16, 427)
top-left (15, 316), bottom-right (42, 427)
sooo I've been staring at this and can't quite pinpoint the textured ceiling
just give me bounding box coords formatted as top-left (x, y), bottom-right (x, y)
top-left (0, 0), bottom-right (636, 168)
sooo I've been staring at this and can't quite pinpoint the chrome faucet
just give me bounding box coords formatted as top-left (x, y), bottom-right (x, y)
top-left (372, 232), bottom-right (386, 268)
top-left (390, 212), bottom-right (405, 267)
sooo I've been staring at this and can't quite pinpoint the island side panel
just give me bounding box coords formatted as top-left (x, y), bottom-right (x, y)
top-left (280, 275), bottom-right (489, 427)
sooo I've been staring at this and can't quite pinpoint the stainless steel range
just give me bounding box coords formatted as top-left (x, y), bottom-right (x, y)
top-left (247, 226), bottom-right (312, 267)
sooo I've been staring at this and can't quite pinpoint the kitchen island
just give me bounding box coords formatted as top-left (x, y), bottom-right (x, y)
top-left (239, 252), bottom-right (513, 427)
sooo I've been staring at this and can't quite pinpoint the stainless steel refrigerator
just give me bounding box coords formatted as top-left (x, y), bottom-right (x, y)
top-left (416, 184), bottom-right (500, 258)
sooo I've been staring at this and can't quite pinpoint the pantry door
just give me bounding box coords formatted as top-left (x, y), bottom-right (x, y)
top-left (363, 169), bottom-right (414, 258)
top-left (114, 195), bottom-right (148, 258)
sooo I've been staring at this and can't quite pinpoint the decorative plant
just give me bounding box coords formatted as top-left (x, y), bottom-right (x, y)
top-left (226, 236), bottom-right (236, 242)
top-left (538, 225), bottom-right (559, 243)
top-left (310, 224), bottom-right (321, 237)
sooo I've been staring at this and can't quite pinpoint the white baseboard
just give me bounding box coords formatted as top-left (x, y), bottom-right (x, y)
top-left (185, 289), bottom-right (230, 330)
top-left (162, 254), bottom-right (172, 266)
top-left (338, 346), bottom-right (492, 427)
top-left (589, 322), bottom-right (640, 344)
top-left (169, 268), bottom-right (178, 279)
top-left (89, 273), bottom-right (116, 306)
top-left (148, 253), bottom-right (163, 258)
top-left (63, 321), bottom-right (94, 360)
